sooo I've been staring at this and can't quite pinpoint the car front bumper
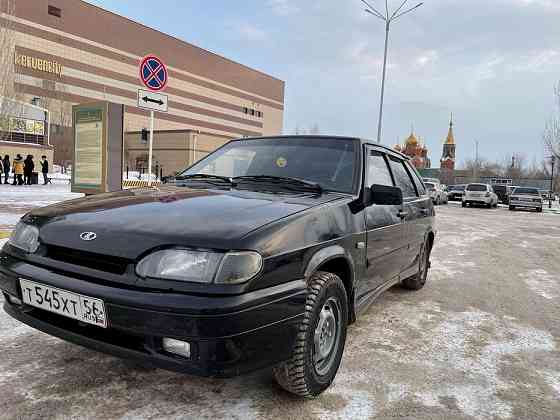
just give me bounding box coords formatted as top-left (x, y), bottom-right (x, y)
top-left (0, 252), bottom-right (306, 377)
top-left (510, 201), bottom-right (542, 209)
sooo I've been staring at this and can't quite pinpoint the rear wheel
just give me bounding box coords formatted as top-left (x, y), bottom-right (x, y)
top-left (509, 205), bottom-right (515, 211)
top-left (462, 201), bottom-right (467, 208)
top-left (537, 207), bottom-right (543, 213)
top-left (274, 271), bottom-right (348, 398)
top-left (402, 239), bottom-right (431, 291)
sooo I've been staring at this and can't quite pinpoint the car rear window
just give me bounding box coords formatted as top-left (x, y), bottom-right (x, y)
top-left (467, 184), bottom-right (487, 192)
top-left (452, 185), bottom-right (465, 191)
top-left (513, 188), bottom-right (539, 195)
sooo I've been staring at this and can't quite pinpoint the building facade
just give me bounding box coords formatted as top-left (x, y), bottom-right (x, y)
top-left (394, 131), bottom-right (431, 169)
top-left (2, 0), bottom-right (285, 174)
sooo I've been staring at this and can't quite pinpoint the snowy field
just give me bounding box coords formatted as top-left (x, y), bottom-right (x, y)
top-left (0, 183), bottom-right (83, 246)
top-left (0, 185), bottom-right (559, 419)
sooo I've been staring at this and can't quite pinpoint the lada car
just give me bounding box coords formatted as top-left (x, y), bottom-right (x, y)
top-left (509, 187), bottom-right (543, 212)
top-left (462, 183), bottom-right (499, 208)
top-left (1, 136), bottom-right (436, 397)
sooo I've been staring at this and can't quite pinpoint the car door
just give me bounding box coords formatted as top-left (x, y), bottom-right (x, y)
top-left (387, 157), bottom-right (430, 279)
top-left (360, 148), bottom-right (406, 300)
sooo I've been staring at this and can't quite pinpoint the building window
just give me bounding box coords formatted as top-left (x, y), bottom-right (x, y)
top-left (249, 109), bottom-right (255, 116)
top-left (243, 107), bottom-right (249, 114)
top-left (48, 5), bottom-right (62, 18)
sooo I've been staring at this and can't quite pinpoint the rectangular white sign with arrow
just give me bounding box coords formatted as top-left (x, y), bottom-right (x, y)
top-left (137, 89), bottom-right (168, 112)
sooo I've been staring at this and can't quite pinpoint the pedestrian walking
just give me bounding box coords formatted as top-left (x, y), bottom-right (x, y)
top-left (24, 154), bottom-right (34, 185)
top-left (2, 155), bottom-right (10, 184)
top-left (13, 154), bottom-right (24, 186)
top-left (40, 155), bottom-right (50, 185)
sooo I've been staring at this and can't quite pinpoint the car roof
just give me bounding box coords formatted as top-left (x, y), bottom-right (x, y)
top-left (233, 135), bottom-right (411, 161)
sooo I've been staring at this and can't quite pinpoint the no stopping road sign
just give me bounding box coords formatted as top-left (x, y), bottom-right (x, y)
top-left (139, 55), bottom-right (168, 92)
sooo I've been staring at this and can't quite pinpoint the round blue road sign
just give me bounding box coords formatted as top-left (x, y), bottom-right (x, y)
top-left (139, 55), bottom-right (168, 92)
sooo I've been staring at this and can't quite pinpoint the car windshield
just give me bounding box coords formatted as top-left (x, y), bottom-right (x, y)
top-left (467, 184), bottom-right (487, 192)
top-left (513, 188), bottom-right (539, 195)
top-left (180, 137), bottom-right (358, 193)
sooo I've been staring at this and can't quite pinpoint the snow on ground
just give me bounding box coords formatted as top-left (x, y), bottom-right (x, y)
top-left (0, 183), bottom-right (83, 244)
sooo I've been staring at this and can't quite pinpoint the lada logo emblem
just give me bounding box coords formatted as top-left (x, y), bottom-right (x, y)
top-left (80, 232), bottom-right (97, 241)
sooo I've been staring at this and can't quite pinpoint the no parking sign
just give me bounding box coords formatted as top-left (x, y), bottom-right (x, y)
top-left (139, 55), bottom-right (168, 91)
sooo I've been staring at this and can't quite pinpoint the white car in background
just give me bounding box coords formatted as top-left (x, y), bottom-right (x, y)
top-left (509, 187), bottom-right (543, 212)
top-left (462, 183), bottom-right (498, 208)
top-left (425, 182), bottom-right (448, 205)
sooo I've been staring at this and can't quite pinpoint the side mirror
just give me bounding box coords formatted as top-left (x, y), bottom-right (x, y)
top-left (367, 184), bottom-right (403, 206)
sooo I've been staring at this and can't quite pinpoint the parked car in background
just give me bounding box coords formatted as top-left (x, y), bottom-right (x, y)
top-left (447, 184), bottom-right (466, 201)
top-left (492, 184), bottom-right (508, 204)
top-left (509, 187), bottom-right (543, 212)
top-left (425, 182), bottom-right (448, 205)
top-left (1, 136), bottom-right (436, 398)
top-left (462, 183), bottom-right (498, 208)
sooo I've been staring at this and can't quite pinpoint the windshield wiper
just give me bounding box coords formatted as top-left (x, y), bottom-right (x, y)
top-left (176, 174), bottom-right (233, 184)
top-left (234, 175), bottom-right (322, 192)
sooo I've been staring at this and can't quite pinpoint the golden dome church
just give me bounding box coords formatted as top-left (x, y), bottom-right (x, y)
top-left (394, 130), bottom-right (431, 169)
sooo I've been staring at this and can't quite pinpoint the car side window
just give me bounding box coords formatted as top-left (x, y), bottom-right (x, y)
top-left (405, 161), bottom-right (426, 195)
top-left (366, 151), bottom-right (394, 187)
top-left (388, 157), bottom-right (418, 198)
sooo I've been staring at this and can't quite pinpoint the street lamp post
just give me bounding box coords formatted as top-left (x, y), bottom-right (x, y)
top-left (362, 0), bottom-right (423, 143)
top-left (550, 155), bottom-right (556, 209)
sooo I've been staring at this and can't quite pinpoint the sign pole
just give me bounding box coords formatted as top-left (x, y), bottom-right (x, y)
top-left (148, 110), bottom-right (154, 186)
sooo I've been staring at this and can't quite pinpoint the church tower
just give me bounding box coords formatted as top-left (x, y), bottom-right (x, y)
top-left (440, 114), bottom-right (456, 171)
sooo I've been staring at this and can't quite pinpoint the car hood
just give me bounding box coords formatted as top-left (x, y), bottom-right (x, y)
top-left (26, 186), bottom-right (344, 259)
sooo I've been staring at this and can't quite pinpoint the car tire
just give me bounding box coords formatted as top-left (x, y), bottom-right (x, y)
top-left (402, 239), bottom-right (431, 291)
top-left (486, 203), bottom-right (492, 208)
top-left (273, 271), bottom-right (348, 398)
top-left (462, 202), bottom-right (466, 208)
top-left (537, 208), bottom-right (543, 213)
top-left (509, 206), bottom-right (515, 211)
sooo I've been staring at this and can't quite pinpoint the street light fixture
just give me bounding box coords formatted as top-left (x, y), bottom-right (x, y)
top-left (361, 0), bottom-right (423, 143)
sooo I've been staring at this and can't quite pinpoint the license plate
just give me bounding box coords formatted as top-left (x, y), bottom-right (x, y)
top-left (20, 279), bottom-right (107, 328)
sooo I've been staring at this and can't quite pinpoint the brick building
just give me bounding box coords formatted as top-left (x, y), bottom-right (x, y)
top-left (2, 0), bottom-right (285, 175)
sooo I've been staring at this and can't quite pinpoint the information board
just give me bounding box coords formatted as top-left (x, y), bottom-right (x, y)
top-left (74, 108), bottom-right (103, 187)
top-left (72, 102), bottom-right (123, 194)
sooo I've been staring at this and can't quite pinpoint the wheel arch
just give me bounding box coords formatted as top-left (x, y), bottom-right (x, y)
top-left (304, 245), bottom-right (357, 324)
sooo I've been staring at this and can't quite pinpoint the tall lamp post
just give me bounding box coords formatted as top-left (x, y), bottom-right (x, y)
top-left (362, 0), bottom-right (423, 143)
top-left (550, 155), bottom-right (556, 209)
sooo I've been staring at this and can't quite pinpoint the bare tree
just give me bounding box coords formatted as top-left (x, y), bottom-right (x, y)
top-left (544, 82), bottom-right (560, 159)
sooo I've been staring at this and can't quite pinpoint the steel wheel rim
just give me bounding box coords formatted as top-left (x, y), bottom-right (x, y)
top-left (420, 245), bottom-right (429, 284)
top-left (313, 296), bottom-right (342, 376)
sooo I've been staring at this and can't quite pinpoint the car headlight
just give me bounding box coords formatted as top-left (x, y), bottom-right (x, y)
top-left (136, 249), bottom-right (262, 284)
top-left (8, 222), bottom-right (40, 253)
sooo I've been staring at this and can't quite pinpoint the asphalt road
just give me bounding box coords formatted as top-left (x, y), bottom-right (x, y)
top-left (1, 203), bottom-right (559, 420)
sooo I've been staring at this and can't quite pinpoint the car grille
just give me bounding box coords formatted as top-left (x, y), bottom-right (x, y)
top-left (45, 245), bottom-right (131, 275)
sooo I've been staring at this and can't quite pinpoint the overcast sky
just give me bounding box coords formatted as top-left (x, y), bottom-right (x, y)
top-left (86, 0), bottom-right (560, 167)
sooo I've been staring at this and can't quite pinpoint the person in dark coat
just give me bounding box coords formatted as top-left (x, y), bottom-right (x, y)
top-left (2, 155), bottom-right (10, 184)
top-left (23, 155), bottom-right (34, 185)
top-left (40, 155), bottom-right (49, 185)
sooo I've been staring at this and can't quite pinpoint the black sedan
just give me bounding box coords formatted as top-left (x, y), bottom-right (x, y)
top-left (1, 136), bottom-right (436, 397)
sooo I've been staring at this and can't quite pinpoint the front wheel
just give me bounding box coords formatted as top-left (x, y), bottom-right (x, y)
top-left (274, 271), bottom-right (348, 398)
top-left (462, 201), bottom-right (467, 208)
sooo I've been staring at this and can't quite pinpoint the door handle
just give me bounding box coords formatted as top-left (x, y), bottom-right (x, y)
top-left (398, 210), bottom-right (409, 219)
